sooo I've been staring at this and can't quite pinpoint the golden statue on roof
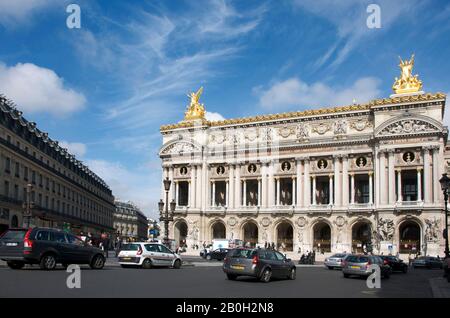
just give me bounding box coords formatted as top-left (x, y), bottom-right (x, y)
top-left (392, 54), bottom-right (423, 94)
top-left (183, 86), bottom-right (206, 121)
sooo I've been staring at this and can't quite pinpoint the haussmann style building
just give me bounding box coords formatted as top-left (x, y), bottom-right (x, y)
top-left (0, 95), bottom-right (115, 237)
top-left (159, 56), bottom-right (449, 259)
top-left (114, 200), bottom-right (149, 241)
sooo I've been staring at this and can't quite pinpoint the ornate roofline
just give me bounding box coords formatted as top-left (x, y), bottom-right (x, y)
top-left (160, 92), bottom-right (446, 132)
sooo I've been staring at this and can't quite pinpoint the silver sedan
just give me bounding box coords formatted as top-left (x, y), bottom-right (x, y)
top-left (324, 253), bottom-right (349, 270)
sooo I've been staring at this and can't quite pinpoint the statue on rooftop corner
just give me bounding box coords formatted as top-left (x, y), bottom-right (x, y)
top-left (183, 86), bottom-right (206, 121)
top-left (392, 54), bottom-right (423, 94)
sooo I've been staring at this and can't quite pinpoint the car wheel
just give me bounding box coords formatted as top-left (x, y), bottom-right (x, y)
top-left (343, 273), bottom-right (350, 278)
top-left (173, 259), bottom-right (181, 269)
top-left (260, 268), bottom-right (272, 283)
top-left (40, 254), bottom-right (57, 270)
top-left (288, 268), bottom-right (296, 280)
top-left (328, 266), bottom-right (334, 270)
top-left (90, 254), bottom-right (105, 270)
top-left (206, 255), bottom-right (212, 260)
top-left (142, 258), bottom-right (152, 269)
top-left (7, 261), bottom-right (25, 270)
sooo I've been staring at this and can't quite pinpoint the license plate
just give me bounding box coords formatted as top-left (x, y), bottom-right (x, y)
top-left (122, 257), bottom-right (131, 260)
top-left (231, 265), bottom-right (244, 270)
top-left (6, 243), bottom-right (18, 247)
top-left (350, 266), bottom-right (360, 269)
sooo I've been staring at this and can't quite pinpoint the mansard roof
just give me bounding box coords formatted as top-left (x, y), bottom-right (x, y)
top-left (160, 92), bottom-right (446, 132)
top-left (0, 94), bottom-right (111, 193)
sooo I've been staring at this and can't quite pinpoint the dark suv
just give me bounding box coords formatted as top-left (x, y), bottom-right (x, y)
top-left (223, 248), bottom-right (296, 283)
top-left (0, 228), bottom-right (105, 270)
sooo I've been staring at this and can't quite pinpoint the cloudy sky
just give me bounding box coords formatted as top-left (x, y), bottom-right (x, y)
top-left (0, 0), bottom-right (449, 219)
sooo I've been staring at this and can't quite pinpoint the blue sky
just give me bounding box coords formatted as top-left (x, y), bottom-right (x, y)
top-left (0, 0), bottom-right (449, 219)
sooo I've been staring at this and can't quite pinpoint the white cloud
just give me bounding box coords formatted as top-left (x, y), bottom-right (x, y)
top-left (59, 141), bottom-right (87, 158)
top-left (0, 62), bottom-right (86, 116)
top-left (293, 0), bottom-right (422, 69)
top-left (85, 159), bottom-right (160, 219)
top-left (256, 77), bottom-right (381, 111)
top-left (205, 111), bottom-right (225, 121)
top-left (0, 0), bottom-right (60, 26)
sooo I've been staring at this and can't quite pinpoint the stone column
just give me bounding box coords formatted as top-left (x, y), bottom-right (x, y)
top-left (304, 159), bottom-right (311, 206)
top-left (211, 181), bottom-right (216, 207)
top-left (243, 179), bottom-right (247, 207)
top-left (196, 164), bottom-right (202, 209)
top-left (229, 165), bottom-right (234, 208)
top-left (379, 151), bottom-right (387, 205)
top-left (201, 161), bottom-right (207, 211)
top-left (417, 168), bottom-right (422, 202)
top-left (168, 167), bottom-right (174, 203)
top-left (368, 172), bottom-right (373, 205)
top-left (276, 177), bottom-right (280, 206)
top-left (312, 176), bottom-right (316, 205)
top-left (396, 169), bottom-right (402, 203)
top-left (190, 166), bottom-right (196, 208)
top-left (187, 180), bottom-right (191, 207)
top-left (388, 150), bottom-right (395, 204)
top-left (374, 149), bottom-right (380, 206)
top-left (292, 177), bottom-right (296, 206)
top-left (175, 181), bottom-right (179, 206)
top-left (296, 159), bottom-right (303, 207)
top-left (423, 147), bottom-right (431, 204)
top-left (258, 178), bottom-right (262, 206)
top-left (333, 156), bottom-right (341, 206)
top-left (432, 146), bottom-right (440, 203)
top-left (261, 163), bottom-right (267, 208)
top-left (342, 155), bottom-right (349, 206)
top-left (235, 164), bottom-right (241, 208)
top-left (226, 180), bottom-right (229, 207)
top-left (329, 174), bottom-right (333, 205)
top-left (350, 173), bottom-right (355, 204)
top-left (268, 161), bottom-right (275, 206)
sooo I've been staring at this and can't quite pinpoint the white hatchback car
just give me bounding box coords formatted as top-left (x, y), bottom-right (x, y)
top-left (118, 242), bottom-right (182, 269)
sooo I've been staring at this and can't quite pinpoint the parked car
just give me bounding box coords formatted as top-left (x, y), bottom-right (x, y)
top-left (380, 255), bottom-right (408, 273)
top-left (324, 253), bottom-right (349, 270)
top-left (0, 227), bottom-right (105, 270)
top-left (199, 244), bottom-right (212, 258)
top-left (223, 248), bottom-right (296, 283)
top-left (205, 248), bottom-right (230, 261)
top-left (412, 256), bottom-right (443, 269)
top-left (342, 254), bottom-right (391, 279)
top-left (118, 242), bottom-right (182, 269)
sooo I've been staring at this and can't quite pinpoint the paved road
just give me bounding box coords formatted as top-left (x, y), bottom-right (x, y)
top-left (0, 262), bottom-right (447, 298)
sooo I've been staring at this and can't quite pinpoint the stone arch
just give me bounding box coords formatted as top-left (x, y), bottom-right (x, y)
top-left (159, 138), bottom-right (203, 157)
top-left (274, 220), bottom-right (294, 252)
top-left (173, 219), bottom-right (188, 247)
top-left (350, 219), bottom-right (373, 254)
top-left (397, 217), bottom-right (423, 255)
top-left (240, 220), bottom-right (259, 248)
top-left (311, 219), bottom-right (332, 253)
top-left (210, 220), bottom-right (226, 240)
top-left (374, 115), bottom-right (442, 137)
top-left (10, 215), bottom-right (18, 228)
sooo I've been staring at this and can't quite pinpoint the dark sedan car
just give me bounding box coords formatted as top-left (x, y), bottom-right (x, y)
top-left (205, 248), bottom-right (230, 261)
top-left (412, 256), bottom-right (443, 269)
top-left (223, 248), bottom-right (296, 283)
top-left (380, 255), bottom-right (408, 273)
top-left (0, 227), bottom-right (105, 270)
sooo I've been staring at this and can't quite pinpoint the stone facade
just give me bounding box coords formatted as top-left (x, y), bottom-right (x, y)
top-left (159, 91), bottom-right (448, 259)
top-left (0, 96), bottom-right (115, 236)
top-left (114, 200), bottom-right (148, 241)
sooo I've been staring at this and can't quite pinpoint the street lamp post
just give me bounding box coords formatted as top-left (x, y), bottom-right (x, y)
top-left (22, 183), bottom-right (34, 228)
top-left (158, 178), bottom-right (176, 248)
top-left (439, 173), bottom-right (450, 258)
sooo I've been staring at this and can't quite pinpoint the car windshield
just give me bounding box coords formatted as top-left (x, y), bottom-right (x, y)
top-left (332, 254), bottom-right (346, 258)
top-left (346, 255), bottom-right (369, 263)
top-left (121, 244), bottom-right (140, 251)
top-left (0, 229), bottom-right (27, 240)
top-left (229, 249), bottom-right (255, 259)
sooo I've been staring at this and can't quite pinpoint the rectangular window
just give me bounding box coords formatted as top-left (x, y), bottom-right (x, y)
top-left (15, 162), bottom-right (20, 177)
top-left (31, 171), bottom-right (36, 184)
top-left (5, 157), bottom-right (10, 173)
top-left (4, 181), bottom-right (10, 197)
top-left (39, 174), bottom-right (43, 187)
top-left (14, 185), bottom-right (19, 200)
top-left (24, 166), bottom-right (28, 181)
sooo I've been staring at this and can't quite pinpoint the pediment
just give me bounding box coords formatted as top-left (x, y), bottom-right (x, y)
top-left (159, 140), bottom-right (201, 156)
top-left (375, 116), bottom-right (442, 137)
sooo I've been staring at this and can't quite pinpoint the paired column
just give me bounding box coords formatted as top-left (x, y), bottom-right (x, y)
top-left (235, 164), bottom-right (241, 208)
top-left (368, 172), bottom-right (373, 204)
top-left (329, 174), bottom-right (334, 205)
top-left (432, 146), bottom-right (440, 203)
top-left (268, 161), bottom-right (275, 206)
top-left (276, 177), bottom-right (280, 206)
top-left (304, 159), bottom-right (311, 206)
top-left (417, 168), bottom-right (422, 202)
top-left (228, 165), bottom-right (235, 208)
top-left (190, 165), bottom-right (196, 207)
top-left (333, 156), bottom-right (341, 206)
top-left (312, 176), bottom-right (316, 205)
top-left (168, 167), bottom-right (174, 203)
top-left (292, 177), bottom-right (296, 206)
top-left (379, 151), bottom-right (387, 205)
top-left (258, 178), bottom-right (262, 206)
top-left (242, 179), bottom-right (247, 207)
top-left (342, 156), bottom-right (349, 206)
top-left (388, 150), bottom-right (395, 204)
top-left (296, 159), bottom-right (303, 207)
top-left (396, 169), bottom-right (402, 203)
top-left (225, 180), bottom-right (229, 207)
top-left (261, 163), bottom-right (268, 208)
top-left (422, 147), bottom-right (431, 203)
top-left (211, 181), bottom-right (216, 207)
top-left (350, 173), bottom-right (355, 204)
top-left (175, 181), bottom-right (179, 206)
